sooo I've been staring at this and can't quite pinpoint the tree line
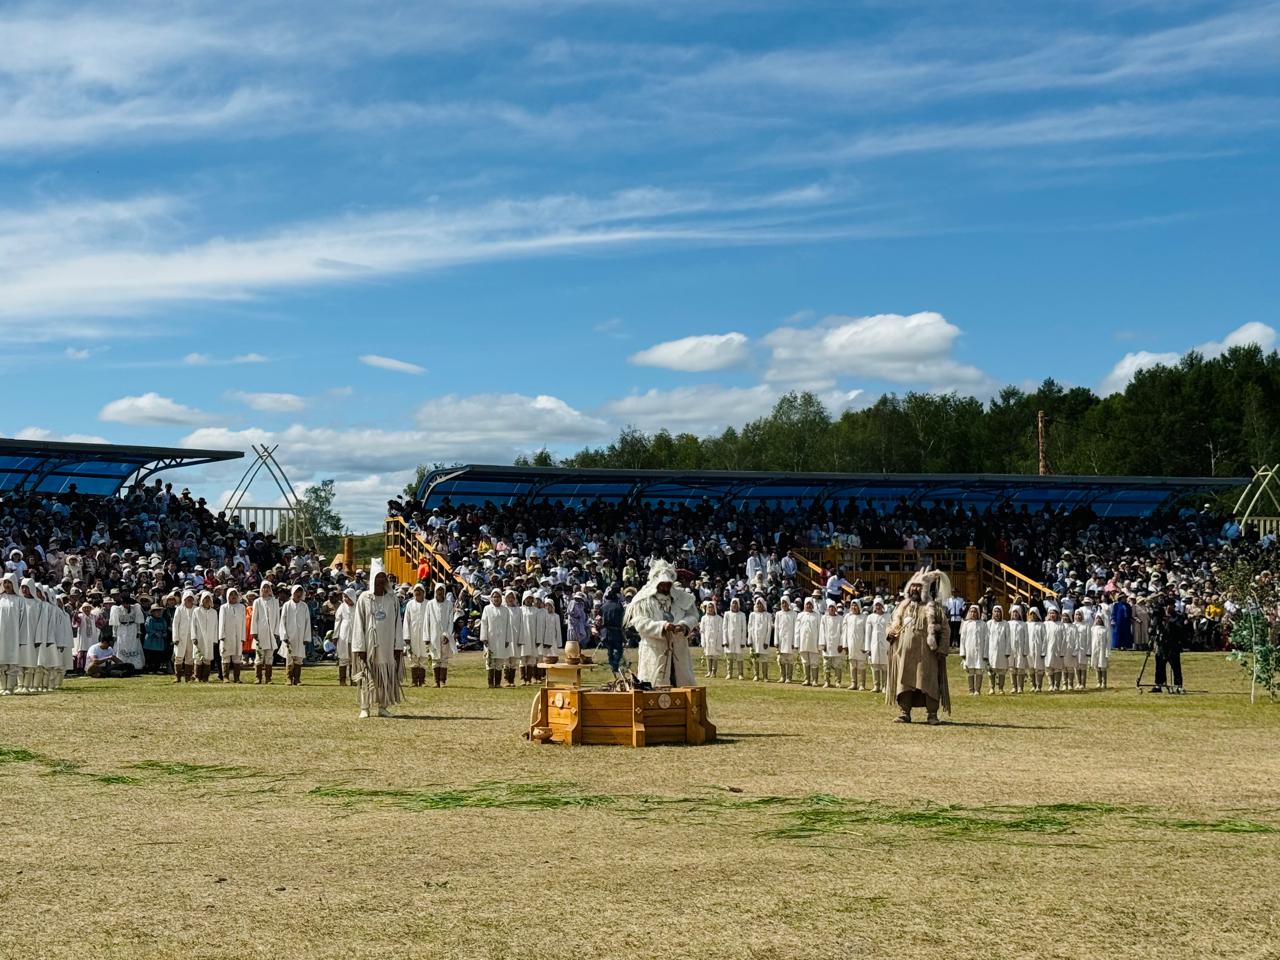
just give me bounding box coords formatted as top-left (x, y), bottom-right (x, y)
top-left (533, 345), bottom-right (1278, 479)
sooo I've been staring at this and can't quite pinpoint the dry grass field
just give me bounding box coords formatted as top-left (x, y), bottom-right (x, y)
top-left (3, 651), bottom-right (1278, 960)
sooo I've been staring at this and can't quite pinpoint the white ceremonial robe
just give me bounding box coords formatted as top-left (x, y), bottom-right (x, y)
top-left (699, 614), bottom-right (724, 657)
top-left (480, 604), bottom-right (515, 662)
top-left (171, 604), bottom-right (198, 664)
top-left (403, 597), bottom-right (432, 660)
top-left (519, 607), bottom-right (541, 661)
top-left (352, 590), bottom-right (403, 710)
top-left (630, 587), bottom-right (699, 688)
top-left (1027, 622), bottom-right (1047, 670)
top-left (747, 611), bottom-right (772, 655)
top-left (1044, 621), bottom-right (1068, 669)
top-left (219, 603), bottom-right (246, 662)
top-left (193, 607), bottom-right (218, 663)
top-left (74, 612), bottom-right (99, 656)
top-left (251, 596), bottom-right (281, 656)
top-left (1009, 620), bottom-right (1030, 670)
top-left (843, 612), bottom-right (867, 664)
top-left (864, 612), bottom-right (890, 667)
top-left (111, 602), bottom-right (144, 670)
top-left (1089, 625), bottom-right (1111, 669)
top-left (0, 591), bottom-right (22, 671)
top-left (424, 597), bottom-right (455, 662)
top-left (960, 620), bottom-right (986, 670)
top-left (334, 603), bottom-right (353, 662)
top-left (794, 612), bottom-right (821, 656)
top-left (541, 607), bottom-right (563, 659)
top-left (774, 610), bottom-right (798, 657)
top-left (277, 599), bottom-right (311, 661)
top-left (818, 614), bottom-right (843, 658)
top-left (986, 620), bottom-right (1011, 669)
top-left (724, 611), bottom-right (747, 656)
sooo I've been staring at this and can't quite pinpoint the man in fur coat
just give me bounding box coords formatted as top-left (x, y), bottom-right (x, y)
top-left (886, 569), bottom-right (952, 725)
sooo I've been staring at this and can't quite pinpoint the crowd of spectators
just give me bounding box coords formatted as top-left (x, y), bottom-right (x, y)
top-left (388, 492), bottom-right (1272, 653)
top-left (2, 479), bottom-right (347, 673)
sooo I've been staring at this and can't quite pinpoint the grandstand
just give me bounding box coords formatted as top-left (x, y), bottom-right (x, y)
top-left (384, 465), bottom-right (1246, 605)
top-left (0, 437), bottom-right (241, 496)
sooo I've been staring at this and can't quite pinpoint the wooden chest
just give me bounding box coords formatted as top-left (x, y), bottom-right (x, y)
top-left (531, 687), bottom-right (715, 747)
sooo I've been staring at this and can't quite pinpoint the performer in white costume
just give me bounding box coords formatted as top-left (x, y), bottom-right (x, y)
top-left (219, 587), bottom-right (247, 683)
top-left (699, 600), bottom-right (724, 679)
top-left (277, 585), bottom-right (311, 685)
top-left (773, 597), bottom-right (798, 684)
top-left (864, 598), bottom-right (890, 693)
top-left (192, 591), bottom-right (219, 682)
top-left (794, 598), bottom-right (821, 687)
top-left (819, 600), bottom-right (844, 688)
top-left (960, 604), bottom-right (986, 696)
top-left (351, 571), bottom-right (403, 718)
top-left (843, 600), bottom-right (868, 691)
top-left (723, 597), bottom-right (747, 681)
top-left (747, 597), bottom-right (772, 682)
top-left (985, 605), bottom-right (1011, 694)
top-left (622, 560), bottom-right (699, 688)
top-left (170, 590), bottom-right (198, 684)
top-left (250, 582), bottom-right (281, 685)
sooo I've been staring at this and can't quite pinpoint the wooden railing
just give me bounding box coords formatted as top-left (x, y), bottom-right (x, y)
top-left (383, 516), bottom-right (477, 596)
top-left (979, 553), bottom-right (1058, 606)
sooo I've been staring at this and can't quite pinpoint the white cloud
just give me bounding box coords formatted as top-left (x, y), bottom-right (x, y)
top-left (99, 392), bottom-right (217, 427)
top-left (604, 384), bottom-right (779, 432)
top-left (64, 347), bottom-right (91, 360)
top-left (0, 186), bottom-right (854, 324)
top-left (1100, 322), bottom-right (1278, 395)
top-left (763, 311), bottom-right (995, 392)
top-left (186, 351), bottom-right (268, 366)
top-left (13, 426), bottom-right (109, 444)
top-left (414, 393), bottom-right (610, 446)
top-left (603, 383), bottom-right (865, 434)
top-left (228, 391), bottom-right (308, 413)
top-left (629, 332), bottom-right (751, 372)
top-left (360, 354), bottom-right (425, 375)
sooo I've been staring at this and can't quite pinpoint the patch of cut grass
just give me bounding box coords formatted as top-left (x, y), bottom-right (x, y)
top-left (1155, 817), bottom-right (1279, 834)
top-left (0, 746), bottom-right (45, 764)
top-left (128, 760), bottom-right (259, 782)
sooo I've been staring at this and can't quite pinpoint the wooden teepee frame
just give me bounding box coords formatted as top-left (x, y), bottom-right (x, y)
top-left (221, 444), bottom-right (318, 552)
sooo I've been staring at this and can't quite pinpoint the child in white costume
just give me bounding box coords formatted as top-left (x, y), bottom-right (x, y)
top-left (843, 600), bottom-right (868, 691)
top-left (1044, 609), bottom-right (1068, 691)
top-left (986, 605), bottom-right (1011, 694)
top-left (795, 599), bottom-right (821, 687)
top-left (699, 600), bottom-right (724, 679)
top-left (1089, 613), bottom-right (1110, 689)
top-left (863, 599), bottom-right (890, 693)
top-left (960, 604), bottom-right (986, 696)
top-left (747, 597), bottom-right (772, 682)
top-left (773, 597), bottom-right (798, 683)
top-left (1008, 605), bottom-right (1030, 694)
top-left (1072, 609), bottom-right (1091, 690)
top-left (1026, 608), bottom-right (1047, 691)
top-left (723, 597), bottom-right (748, 680)
top-left (219, 588), bottom-right (247, 683)
top-left (818, 600), bottom-right (844, 688)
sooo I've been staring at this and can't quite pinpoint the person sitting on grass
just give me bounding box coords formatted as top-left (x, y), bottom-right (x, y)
top-left (85, 636), bottom-right (136, 678)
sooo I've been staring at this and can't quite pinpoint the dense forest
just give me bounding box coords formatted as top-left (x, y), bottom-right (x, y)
top-left (522, 346), bottom-right (1278, 478)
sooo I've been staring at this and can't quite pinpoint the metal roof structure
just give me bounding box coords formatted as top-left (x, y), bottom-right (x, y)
top-left (0, 438), bottom-right (242, 497)
top-left (417, 465), bottom-right (1247, 518)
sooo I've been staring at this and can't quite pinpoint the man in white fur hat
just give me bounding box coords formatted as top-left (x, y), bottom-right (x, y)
top-left (623, 560), bottom-right (699, 688)
top-left (886, 569), bottom-right (952, 724)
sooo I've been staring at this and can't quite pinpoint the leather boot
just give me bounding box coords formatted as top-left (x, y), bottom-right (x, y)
top-left (255, 663), bottom-right (264, 684)
top-left (233, 663), bottom-right (242, 683)
top-left (761, 663), bottom-right (769, 682)
top-left (434, 667), bottom-right (443, 687)
top-left (264, 664), bottom-right (274, 684)
top-left (504, 667), bottom-right (516, 688)
top-left (440, 668), bottom-right (448, 687)
top-left (338, 665), bottom-right (348, 686)
top-left (417, 666), bottom-right (427, 687)
top-left (174, 662), bottom-right (182, 683)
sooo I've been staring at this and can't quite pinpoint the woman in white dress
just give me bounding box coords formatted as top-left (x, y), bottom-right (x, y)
top-left (1007, 605), bottom-right (1029, 694)
top-left (843, 600), bottom-right (868, 691)
top-left (747, 597), bottom-right (772, 682)
top-left (863, 599), bottom-right (890, 694)
top-left (773, 597), bottom-right (798, 684)
top-left (985, 605), bottom-right (1011, 694)
top-left (699, 600), bottom-right (724, 679)
top-left (724, 597), bottom-right (748, 681)
top-left (960, 604), bottom-right (986, 696)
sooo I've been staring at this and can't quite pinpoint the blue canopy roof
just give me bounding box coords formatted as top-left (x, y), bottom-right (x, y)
top-left (417, 465), bottom-right (1246, 518)
top-left (0, 438), bottom-right (242, 497)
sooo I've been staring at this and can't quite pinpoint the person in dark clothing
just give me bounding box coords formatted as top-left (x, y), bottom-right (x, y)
top-left (1152, 602), bottom-right (1185, 693)
top-left (599, 588), bottom-right (626, 673)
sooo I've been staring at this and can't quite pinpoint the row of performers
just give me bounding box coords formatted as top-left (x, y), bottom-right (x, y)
top-left (693, 596), bottom-right (1112, 692)
top-left (0, 575), bottom-right (77, 695)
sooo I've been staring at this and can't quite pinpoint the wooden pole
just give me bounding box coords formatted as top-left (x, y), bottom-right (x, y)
top-left (1037, 410), bottom-right (1048, 476)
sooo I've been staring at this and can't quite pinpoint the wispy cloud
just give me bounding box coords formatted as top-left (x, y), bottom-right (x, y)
top-left (0, 186), bottom-right (864, 323)
top-left (360, 355), bottom-right (425, 375)
top-left (228, 390), bottom-right (308, 413)
top-left (99, 392), bottom-right (217, 427)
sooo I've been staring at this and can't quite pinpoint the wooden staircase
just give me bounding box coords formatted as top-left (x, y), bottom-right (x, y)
top-left (790, 546), bottom-right (1056, 605)
top-left (383, 516), bottom-right (477, 597)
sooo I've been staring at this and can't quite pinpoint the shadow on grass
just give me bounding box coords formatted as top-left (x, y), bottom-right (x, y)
top-left (389, 714), bottom-right (497, 722)
top-left (709, 733), bottom-right (802, 743)
top-left (933, 721), bottom-right (1066, 730)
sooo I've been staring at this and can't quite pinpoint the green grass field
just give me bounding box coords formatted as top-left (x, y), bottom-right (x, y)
top-left (3, 651), bottom-right (1278, 959)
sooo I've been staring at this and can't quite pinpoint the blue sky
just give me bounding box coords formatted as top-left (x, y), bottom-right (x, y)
top-left (1, 0), bottom-right (1277, 528)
